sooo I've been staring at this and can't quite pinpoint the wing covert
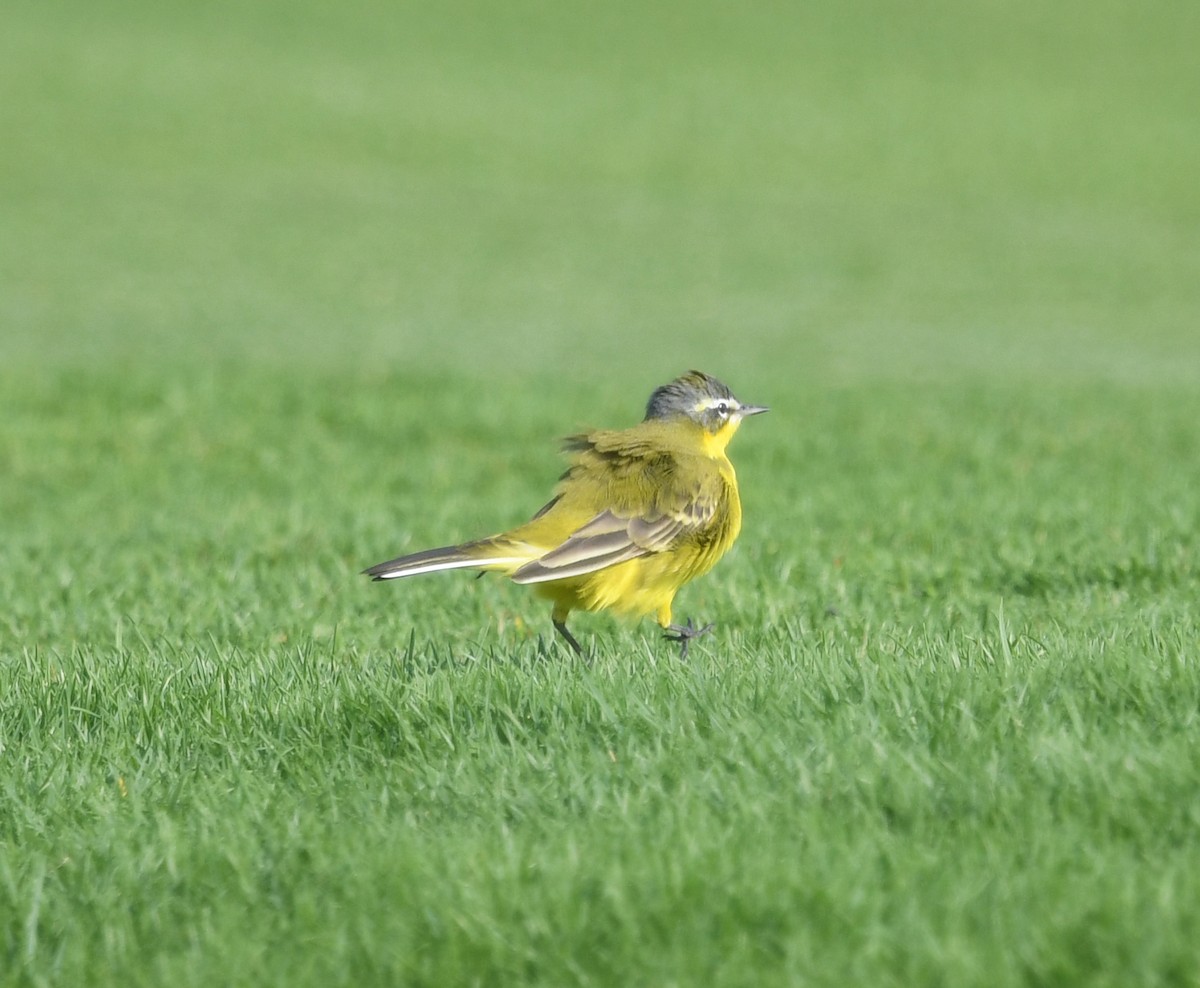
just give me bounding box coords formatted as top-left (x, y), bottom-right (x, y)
top-left (510, 475), bottom-right (724, 585)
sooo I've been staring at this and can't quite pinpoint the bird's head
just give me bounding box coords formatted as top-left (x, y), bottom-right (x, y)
top-left (644, 370), bottom-right (768, 453)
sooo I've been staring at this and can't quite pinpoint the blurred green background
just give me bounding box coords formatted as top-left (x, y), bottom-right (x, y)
top-left (4, 3), bottom-right (1200, 984)
top-left (5, 0), bottom-right (1198, 387)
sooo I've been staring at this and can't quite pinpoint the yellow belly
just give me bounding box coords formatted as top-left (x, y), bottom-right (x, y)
top-left (532, 525), bottom-right (735, 627)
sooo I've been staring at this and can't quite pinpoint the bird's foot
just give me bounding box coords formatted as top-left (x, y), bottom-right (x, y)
top-left (663, 618), bottom-right (715, 658)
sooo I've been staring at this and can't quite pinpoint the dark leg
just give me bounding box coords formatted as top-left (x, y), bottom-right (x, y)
top-left (663, 618), bottom-right (715, 658)
top-left (553, 617), bottom-right (585, 658)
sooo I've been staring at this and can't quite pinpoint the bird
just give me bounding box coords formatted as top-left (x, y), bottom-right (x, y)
top-left (364, 370), bottom-right (768, 657)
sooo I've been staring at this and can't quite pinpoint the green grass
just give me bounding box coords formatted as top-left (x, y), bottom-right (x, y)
top-left (3, 0), bottom-right (1200, 985)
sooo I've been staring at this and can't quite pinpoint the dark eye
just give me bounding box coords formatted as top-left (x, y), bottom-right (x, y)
top-left (716, 402), bottom-right (729, 416)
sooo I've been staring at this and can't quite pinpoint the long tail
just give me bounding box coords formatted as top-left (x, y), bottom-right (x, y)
top-left (363, 538), bottom-right (537, 581)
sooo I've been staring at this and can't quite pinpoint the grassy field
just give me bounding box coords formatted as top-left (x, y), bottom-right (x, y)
top-left (3, 1), bottom-right (1200, 985)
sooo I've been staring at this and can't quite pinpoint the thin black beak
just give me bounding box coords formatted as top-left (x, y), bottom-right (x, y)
top-left (738, 404), bottom-right (769, 417)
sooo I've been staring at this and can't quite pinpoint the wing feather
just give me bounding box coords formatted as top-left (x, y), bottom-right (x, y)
top-left (505, 426), bottom-right (732, 585)
top-left (509, 510), bottom-right (663, 584)
top-left (510, 542), bottom-right (647, 584)
top-left (511, 492), bottom-right (718, 586)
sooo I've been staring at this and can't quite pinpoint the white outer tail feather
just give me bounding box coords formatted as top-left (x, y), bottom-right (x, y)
top-left (370, 555), bottom-right (533, 579)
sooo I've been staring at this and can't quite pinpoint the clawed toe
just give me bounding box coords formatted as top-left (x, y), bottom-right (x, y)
top-left (662, 618), bottom-right (715, 658)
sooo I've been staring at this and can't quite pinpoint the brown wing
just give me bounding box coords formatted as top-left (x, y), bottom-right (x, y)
top-left (510, 433), bottom-right (725, 585)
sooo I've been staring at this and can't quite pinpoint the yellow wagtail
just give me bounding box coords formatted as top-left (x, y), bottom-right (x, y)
top-left (364, 370), bottom-right (768, 656)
